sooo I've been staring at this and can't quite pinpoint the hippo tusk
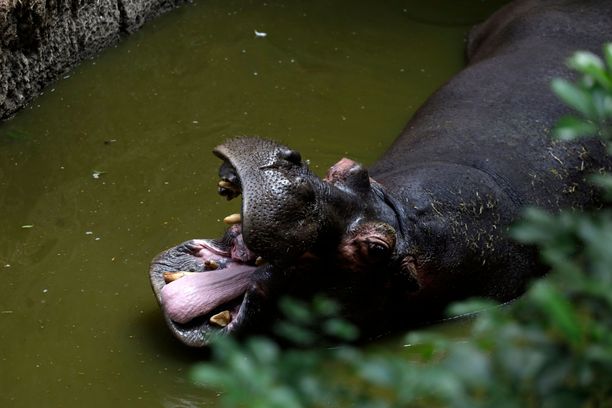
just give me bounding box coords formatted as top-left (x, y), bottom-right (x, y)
top-left (204, 259), bottom-right (219, 270)
top-left (163, 271), bottom-right (195, 283)
top-left (209, 310), bottom-right (232, 327)
top-left (223, 213), bottom-right (241, 225)
top-left (218, 180), bottom-right (241, 199)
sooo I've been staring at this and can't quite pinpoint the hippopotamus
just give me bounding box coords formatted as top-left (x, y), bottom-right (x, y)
top-left (149, 0), bottom-right (612, 347)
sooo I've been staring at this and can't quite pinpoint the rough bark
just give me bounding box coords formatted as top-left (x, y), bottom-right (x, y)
top-left (0, 0), bottom-right (187, 120)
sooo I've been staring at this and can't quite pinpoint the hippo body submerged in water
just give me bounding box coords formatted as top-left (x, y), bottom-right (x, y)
top-left (150, 0), bottom-right (612, 346)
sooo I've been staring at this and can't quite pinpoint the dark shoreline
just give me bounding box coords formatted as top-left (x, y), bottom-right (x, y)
top-left (0, 0), bottom-right (188, 121)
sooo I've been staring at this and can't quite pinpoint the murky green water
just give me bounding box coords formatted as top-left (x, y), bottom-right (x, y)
top-left (0, 0), bottom-right (507, 406)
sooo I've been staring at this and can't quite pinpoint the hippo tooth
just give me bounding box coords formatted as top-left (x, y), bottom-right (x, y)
top-left (209, 310), bottom-right (231, 327)
top-left (255, 256), bottom-right (266, 266)
top-left (218, 180), bottom-right (240, 192)
top-left (223, 213), bottom-right (241, 225)
top-left (218, 180), bottom-right (241, 200)
top-left (218, 180), bottom-right (233, 188)
top-left (204, 259), bottom-right (219, 270)
top-left (163, 271), bottom-right (195, 283)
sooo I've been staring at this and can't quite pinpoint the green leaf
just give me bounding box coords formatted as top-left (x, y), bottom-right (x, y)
top-left (591, 88), bottom-right (612, 122)
top-left (529, 281), bottom-right (582, 345)
top-left (604, 43), bottom-right (612, 74)
top-left (190, 363), bottom-right (232, 387)
top-left (568, 51), bottom-right (612, 90)
top-left (590, 174), bottom-right (612, 191)
top-left (272, 388), bottom-right (304, 408)
top-left (312, 295), bottom-right (340, 317)
top-left (274, 321), bottom-right (317, 346)
top-left (322, 318), bottom-right (359, 341)
top-left (248, 337), bottom-right (280, 364)
top-left (604, 94), bottom-right (612, 118)
top-left (358, 359), bottom-right (396, 386)
top-left (279, 297), bottom-right (314, 325)
top-left (553, 115), bottom-right (598, 140)
top-left (447, 298), bottom-right (498, 317)
top-left (443, 343), bottom-right (491, 386)
top-left (511, 208), bottom-right (557, 244)
top-left (551, 78), bottom-right (596, 119)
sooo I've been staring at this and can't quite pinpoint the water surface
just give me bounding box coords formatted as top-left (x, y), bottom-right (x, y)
top-left (0, 0), bottom-right (507, 406)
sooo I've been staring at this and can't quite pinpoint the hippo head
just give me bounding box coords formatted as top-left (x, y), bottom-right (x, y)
top-left (150, 137), bottom-right (411, 347)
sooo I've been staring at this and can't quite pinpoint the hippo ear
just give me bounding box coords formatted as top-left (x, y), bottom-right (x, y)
top-left (344, 164), bottom-right (371, 195)
top-left (325, 158), bottom-right (371, 195)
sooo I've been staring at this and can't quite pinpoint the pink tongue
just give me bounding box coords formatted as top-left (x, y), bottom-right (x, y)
top-left (160, 265), bottom-right (256, 324)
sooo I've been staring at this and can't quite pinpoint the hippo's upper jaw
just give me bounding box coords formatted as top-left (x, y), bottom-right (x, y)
top-left (149, 137), bottom-right (403, 347)
top-left (213, 137), bottom-right (328, 262)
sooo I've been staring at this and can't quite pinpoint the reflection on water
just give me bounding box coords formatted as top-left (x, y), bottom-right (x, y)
top-left (0, 0), bottom-right (507, 406)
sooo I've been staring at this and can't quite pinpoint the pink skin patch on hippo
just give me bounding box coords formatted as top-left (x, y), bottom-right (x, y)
top-left (187, 239), bottom-right (229, 258)
top-left (324, 158), bottom-right (359, 183)
top-left (324, 158), bottom-right (378, 186)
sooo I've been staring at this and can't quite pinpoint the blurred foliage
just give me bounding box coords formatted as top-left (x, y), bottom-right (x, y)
top-left (552, 43), bottom-right (612, 143)
top-left (191, 45), bottom-right (612, 407)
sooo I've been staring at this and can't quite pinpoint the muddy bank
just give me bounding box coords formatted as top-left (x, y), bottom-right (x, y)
top-left (0, 0), bottom-right (187, 120)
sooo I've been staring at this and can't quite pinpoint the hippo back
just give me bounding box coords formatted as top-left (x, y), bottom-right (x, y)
top-left (371, 0), bottom-right (612, 213)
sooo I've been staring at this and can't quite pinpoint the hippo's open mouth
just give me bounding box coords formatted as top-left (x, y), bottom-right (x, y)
top-left (149, 225), bottom-right (267, 346)
top-left (149, 175), bottom-right (275, 346)
top-left (149, 137), bottom-right (325, 346)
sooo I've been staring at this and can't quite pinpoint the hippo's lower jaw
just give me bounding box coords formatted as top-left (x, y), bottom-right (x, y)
top-left (149, 225), bottom-right (275, 347)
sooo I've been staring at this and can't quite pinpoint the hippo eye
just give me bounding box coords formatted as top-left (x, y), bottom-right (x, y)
top-left (367, 240), bottom-right (390, 260)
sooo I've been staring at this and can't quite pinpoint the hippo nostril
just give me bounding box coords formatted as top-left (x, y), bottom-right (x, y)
top-left (278, 148), bottom-right (302, 165)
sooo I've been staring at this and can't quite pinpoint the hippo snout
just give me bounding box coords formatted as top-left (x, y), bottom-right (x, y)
top-left (213, 137), bottom-right (324, 262)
